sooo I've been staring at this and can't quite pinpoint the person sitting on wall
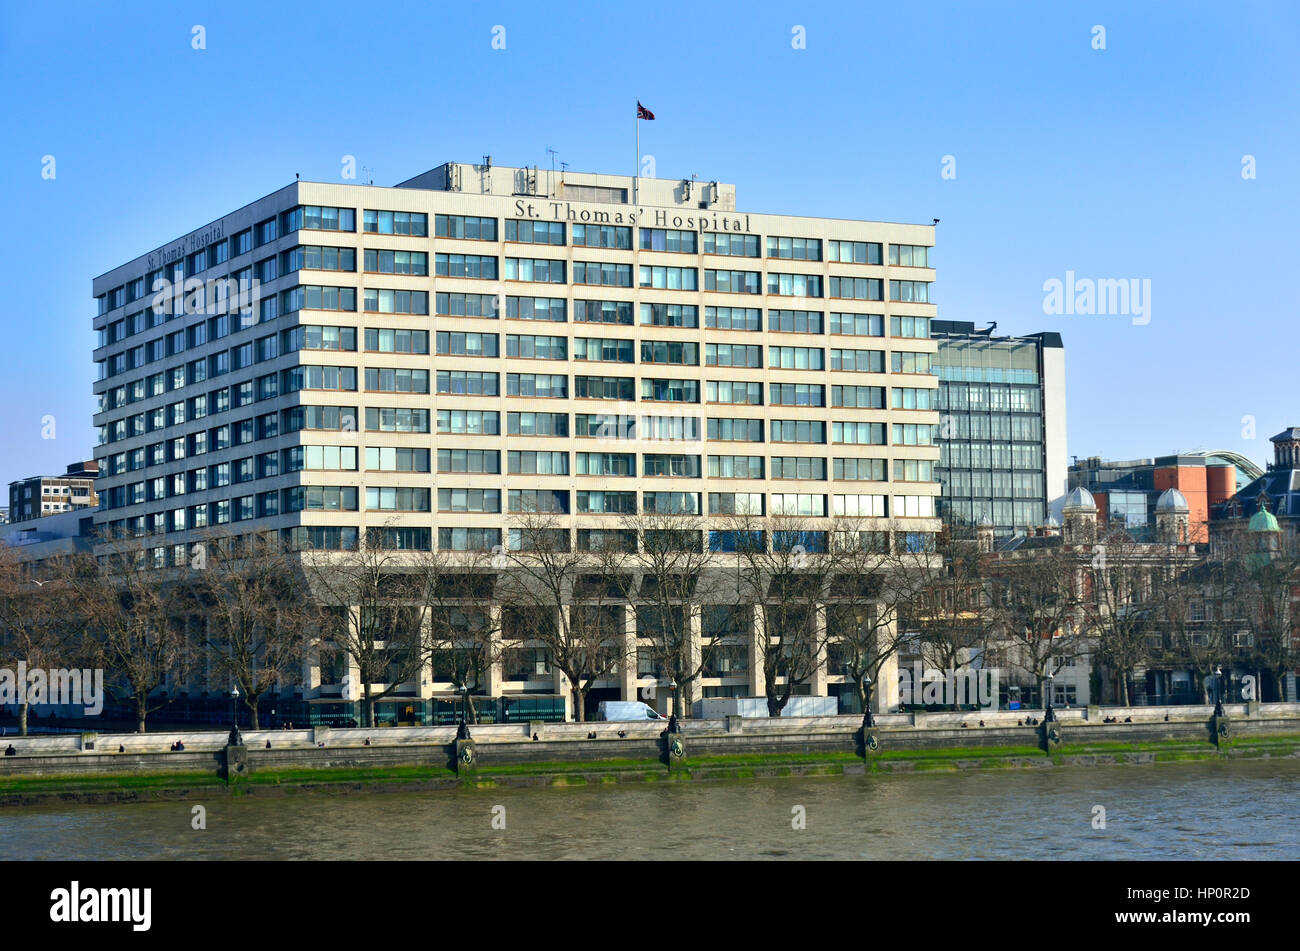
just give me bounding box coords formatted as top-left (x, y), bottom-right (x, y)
top-left (175, 740), bottom-right (185, 751)
top-left (3, 744), bottom-right (15, 756)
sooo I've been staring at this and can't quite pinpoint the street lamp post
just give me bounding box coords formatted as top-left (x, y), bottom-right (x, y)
top-left (229, 686), bottom-right (243, 746)
top-left (1214, 666), bottom-right (1225, 718)
top-left (1043, 672), bottom-right (1055, 723)
top-left (862, 672), bottom-right (874, 728)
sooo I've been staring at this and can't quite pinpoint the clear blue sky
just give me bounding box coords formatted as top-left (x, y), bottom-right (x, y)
top-left (2, 0), bottom-right (1297, 493)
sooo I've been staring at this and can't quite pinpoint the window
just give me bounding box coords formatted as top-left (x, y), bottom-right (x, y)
top-left (287, 445), bottom-right (358, 471)
top-left (639, 228), bottom-right (696, 252)
top-left (281, 285), bottom-right (357, 313)
top-left (770, 420), bottom-right (825, 444)
top-left (438, 488), bottom-right (502, 513)
top-left (766, 273), bottom-right (822, 297)
top-left (507, 412), bottom-right (568, 436)
top-left (505, 220), bottom-right (565, 245)
top-left (286, 205), bottom-right (356, 232)
top-left (641, 378), bottom-right (698, 403)
top-left (705, 307), bottom-right (760, 331)
top-left (508, 334), bottom-right (568, 360)
top-left (364, 288), bottom-right (429, 314)
top-left (829, 312), bottom-right (884, 337)
top-left (704, 270), bottom-right (761, 294)
top-left (890, 280), bottom-right (931, 303)
top-left (771, 456), bottom-right (827, 480)
top-left (894, 495), bottom-right (936, 518)
top-left (505, 258), bottom-right (565, 283)
top-left (575, 452), bottom-right (635, 476)
top-left (437, 409), bottom-right (499, 434)
top-left (639, 266), bottom-right (697, 290)
top-left (436, 254), bottom-right (498, 280)
top-left (709, 492), bottom-right (764, 515)
top-left (705, 343), bottom-right (761, 368)
top-left (368, 487), bottom-right (432, 512)
top-left (702, 233), bottom-right (759, 257)
top-left (834, 457), bottom-right (887, 481)
top-left (889, 244), bottom-right (931, 267)
top-left (826, 240), bottom-right (882, 264)
top-left (435, 448), bottom-right (498, 473)
top-left (365, 407), bottom-right (429, 433)
top-left (830, 349), bottom-right (885, 373)
top-left (364, 367), bottom-right (429, 393)
top-left (642, 454), bottom-right (701, 478)
top-left (828, 277), bottom-right (883, 300)
top-left (366, 328), bottom-right (429, 353)
top-left (642, 491), bottom-right (700, 514)
top-left (770, 383), bottom-right (825, 407)
top-left (363, 210), bottom-right (428, 236)
top-left (894, 459), bottom-right (934, 482)
top-left (439, 527), bottom-right (501, 551)
top-left (640, 303), bottom-right (698, 328)
top-left (891, 351), bottom-right (932, 375)
top-left (508, 450), bottom-right (569, 475)
top-left (770, 493), bottom-right (826, 516)
top-left (575, 490), bottom-right (634, 514)
top-left (891, 387), bottom-right (935, 410)
top-left (708, 455), bottom-right (763, 479)
top-left (832, 422), bottom-right (886, 445)
top-left (641, 340), bottom-right (698, 365)
top-left (893, 423), bottom-right (937, 446)
top-left (709, 530), bottom-right (765, 553)
top-left (769, 347), bottom-right (824, 370)
top-left (436, 214), bottom-right (497, 240)
top-left (436, 370), bottom-right (499, 395)
top-left (572, 261), bottom-right (632, 286)
top-left (706, 380), bottom-right (762, 405)
top-left (506, 297), bottom-right (566, 322)
top-left (572, 337), bottom-right (631, 363)
top-left (833, 494), bottom-right (887, 517)
top-left (282, 325), bottom-right (357, 352)
top-left (707, 417), bottom-right (763, 442)
top-left (362, 249), bottom-right (427, 275)
top-left (282, 366), bottom-right (357, 392)
top-left (436, 331), bottom-right (499, 357)
top-left (766, 236), bottom-right (821, 260)
top-left (437, 292), bottom-right (501, 318)
top-left (768, 310), bottom-right (823, 334)
top-left (508, 373), bottom-right (569, 398)
top-left (890, 316), bottom-right (931, 338)
top-left (575, 375), bottom-right (634, 400)
top-left (573, 224), bottom-right (632, 248)
top-left (574, 299), bottom-right (633, 325)
top-left (509, 489), bottom-right (571, 513)
top-left (832, 385), bottom-right (885, 408)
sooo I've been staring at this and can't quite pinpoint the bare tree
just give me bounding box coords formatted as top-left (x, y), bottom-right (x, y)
top-left (1234, 530), bottom-right (1300, 702)
top-left (0, 546), bottom-right (77, 734)
top-left (622, 510), bottom-right (720, 718)
top-left (1079, 525), bottom-right (1156, 705)
top-left (498, 507), bottom-right (631, 722)
top-left (721, 513), bottom-right (839, 717)
top-left (62, 531), bottom-right (191, 733)
top-left (301, 535), bottom-right (425, 728)
top-left (412, 547), bottom-right (501, 723)
top-left (189, 531), bottom-right (314, 729)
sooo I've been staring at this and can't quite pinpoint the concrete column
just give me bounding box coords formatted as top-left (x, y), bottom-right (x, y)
top-left (482, 604), bottom-right (504, 697)
top-left (810, 602), bottom-right (828, 697)
top-left (876, 616), bottom-right (900, 712)
top-left (620, 604), bottom-right (638, 702)
top-left (683, 604), bottom-right (702, 716)
top-left (302, 642), bottom-right (322, 700)
top-left (748, 603), bottom-right (765, 697)
top-left (553, 605), bottom-right (572, 720)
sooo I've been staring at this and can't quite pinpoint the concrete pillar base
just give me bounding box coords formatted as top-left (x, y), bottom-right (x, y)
top-left (665, 732), bottom-right (686, 769)
top-left (860, 726), bottom-right (880, 755)
top-left (455, 739), bottom-right (477, 776)
top-left (223, 744), bottom-right (249, 780)
top-left (1039, 721), bottom-right (1062, 753)
top-left (1211, 715), bottom-right (1230, 747)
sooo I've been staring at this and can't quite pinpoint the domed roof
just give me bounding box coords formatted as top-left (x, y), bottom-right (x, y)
top-left (1249, 501), bottom-right (1281, 533)
top-left (1045, 516), bottom-right (1061, 528)
top-left (977, 513), bottom-right (994, 528)
top-left (1063, 487), bottom-right (1097, 512)
top-left (1155, 488), bottom-right (1189, 513)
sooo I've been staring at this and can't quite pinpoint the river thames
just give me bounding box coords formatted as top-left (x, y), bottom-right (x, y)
top-left (2, 759), bottom-right (1296, 860)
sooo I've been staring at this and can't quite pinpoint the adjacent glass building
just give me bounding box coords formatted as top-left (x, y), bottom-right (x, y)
top-left (930, 321), bottom-right (1066, 539)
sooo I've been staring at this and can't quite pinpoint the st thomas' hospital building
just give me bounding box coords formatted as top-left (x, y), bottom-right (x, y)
top-left (91, 161), bottom-right (941, 722)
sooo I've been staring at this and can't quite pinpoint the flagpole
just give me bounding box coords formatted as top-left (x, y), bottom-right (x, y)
top-left (634, 97), bottom-right (640, 208)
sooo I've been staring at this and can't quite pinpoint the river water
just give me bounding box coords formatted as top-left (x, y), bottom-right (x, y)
top-left (3, 759), bottom-right (1296, 860)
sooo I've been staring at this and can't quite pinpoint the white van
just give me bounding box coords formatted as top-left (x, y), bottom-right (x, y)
top-left (596, 700), bottom-right (669, 722)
